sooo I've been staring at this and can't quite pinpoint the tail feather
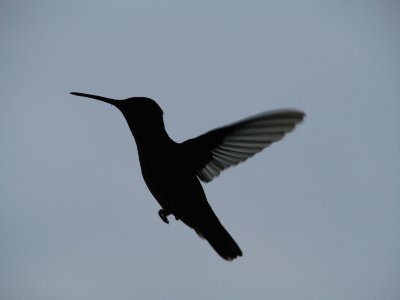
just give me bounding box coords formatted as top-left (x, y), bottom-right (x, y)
top-left (195, 221), bottom-right (242, 261)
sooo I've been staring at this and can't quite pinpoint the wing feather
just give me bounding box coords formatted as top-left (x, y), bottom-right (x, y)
top-left (183, 109), bottom-right (305, 182)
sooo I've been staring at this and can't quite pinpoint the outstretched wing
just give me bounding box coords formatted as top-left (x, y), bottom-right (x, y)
top-left (182, 109), bottom-right (305, 182)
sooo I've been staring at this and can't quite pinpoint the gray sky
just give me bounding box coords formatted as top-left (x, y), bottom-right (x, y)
top-left (1, 1), bottom-right (399, 299)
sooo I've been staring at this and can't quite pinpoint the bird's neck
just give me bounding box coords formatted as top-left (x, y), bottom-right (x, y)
top-left (125, 117), bottom-right (173, 149)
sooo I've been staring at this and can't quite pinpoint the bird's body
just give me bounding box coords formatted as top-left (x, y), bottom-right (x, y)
top-left (71, 92), bottom-right (305, 260)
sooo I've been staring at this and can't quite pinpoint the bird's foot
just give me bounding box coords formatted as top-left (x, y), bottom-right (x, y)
top-left (158, 209), bottom-right (169, 224)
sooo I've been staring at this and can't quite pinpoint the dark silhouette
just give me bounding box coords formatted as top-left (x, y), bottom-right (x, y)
top-left (70, 92), bottom-right (305, 260)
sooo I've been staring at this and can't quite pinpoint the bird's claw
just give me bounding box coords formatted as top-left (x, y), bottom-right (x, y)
top-left (158, 209), bottom-right (169, 224)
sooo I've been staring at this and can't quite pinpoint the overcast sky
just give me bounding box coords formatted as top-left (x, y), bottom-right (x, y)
top-left (1, 1), bottom-right (399, 299)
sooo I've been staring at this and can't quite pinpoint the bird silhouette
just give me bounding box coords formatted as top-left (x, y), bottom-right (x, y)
top-left (70, 92), bottom-right (305, 261)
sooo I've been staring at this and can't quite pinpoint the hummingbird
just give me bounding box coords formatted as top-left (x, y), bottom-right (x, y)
top-left (70, 92), bottom-right (305, 261)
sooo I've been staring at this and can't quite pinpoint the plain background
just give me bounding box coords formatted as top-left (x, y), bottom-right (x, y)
top-left (1, 1), bottom-right (399, 299)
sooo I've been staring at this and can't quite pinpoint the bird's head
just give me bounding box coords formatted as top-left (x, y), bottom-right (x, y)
top-left (70, 92), bottom-right (164, 122)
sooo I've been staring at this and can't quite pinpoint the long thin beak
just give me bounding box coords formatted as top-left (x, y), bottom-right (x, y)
top-left (70, 92), bottom-right (119, 106)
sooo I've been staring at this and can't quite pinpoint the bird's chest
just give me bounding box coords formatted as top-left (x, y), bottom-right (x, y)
top-left (137, 146), bottom-right (191, 208)
top-left (139, 154), bottom-right (172, 191)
